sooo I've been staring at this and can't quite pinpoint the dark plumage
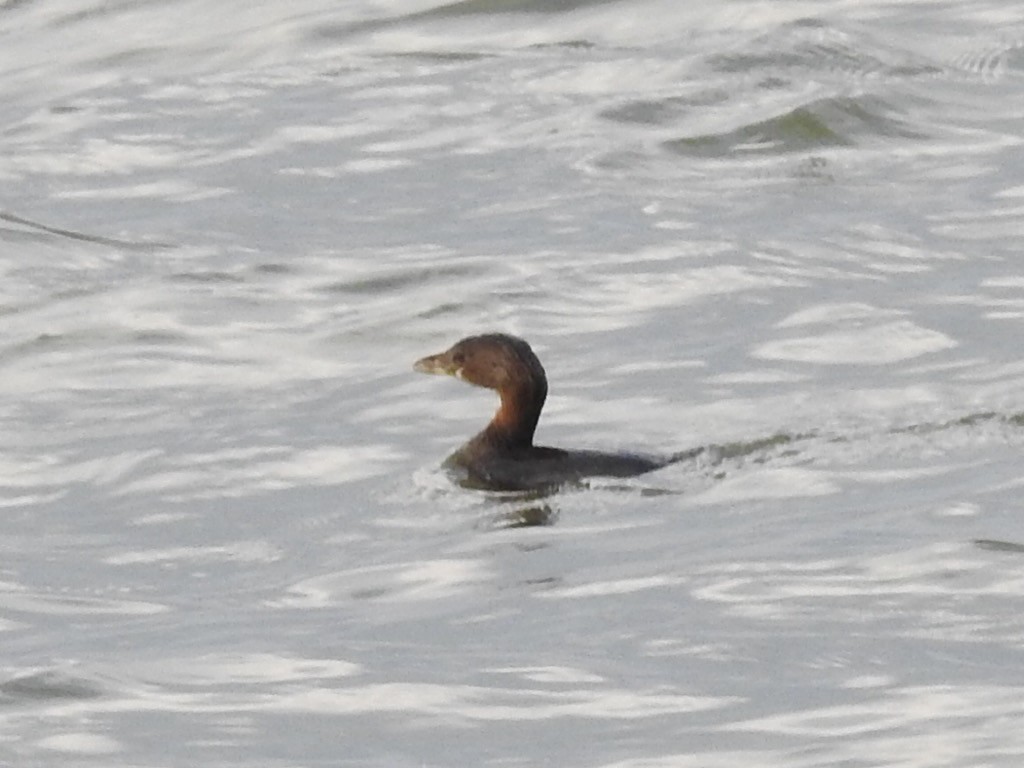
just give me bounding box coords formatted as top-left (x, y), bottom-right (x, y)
top-left (414, 333), bottom-right (667, 491)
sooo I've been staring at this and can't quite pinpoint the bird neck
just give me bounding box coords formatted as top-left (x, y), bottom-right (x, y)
top-left (485, 379), bottom-right (547, 448)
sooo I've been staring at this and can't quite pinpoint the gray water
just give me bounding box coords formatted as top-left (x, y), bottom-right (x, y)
top-left (3, 1), bottom-right (1024, 765)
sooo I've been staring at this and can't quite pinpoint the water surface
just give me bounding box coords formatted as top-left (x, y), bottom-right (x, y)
top-left (3, 0), bottom-right (1024, 765)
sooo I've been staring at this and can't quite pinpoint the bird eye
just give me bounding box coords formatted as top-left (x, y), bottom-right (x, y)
top-left (452, 351), bottom-right (465, 364)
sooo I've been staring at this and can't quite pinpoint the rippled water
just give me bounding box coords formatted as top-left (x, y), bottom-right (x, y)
top-left (3, 0), bottom-right (1024, 765)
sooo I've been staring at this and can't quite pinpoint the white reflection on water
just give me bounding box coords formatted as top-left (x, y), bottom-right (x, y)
top-left (268, 683), bottom-right (736, 721)
top-left (691, 467), bottom-right (840, 503)
top-left (596, 689), bottom-right (1024, 766)
top-left (277, 557), bottom-right (493, 608)
top-left (693, 542), bottom-right (1024, 639)
top-left (35, 733), bottom-right (121, 756)
top-left (114, 444), bottom-right (403, 500)
top-left (756, 319), bottom-right (957, 364)
top-left (149, 653), bottom-right (362, 685)
top-left (20, 675), bottom-right (734, 722)
top-left (0, 591), bottom-right (167, 617)
top-left (103, 541), bottom-right (281, 566)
